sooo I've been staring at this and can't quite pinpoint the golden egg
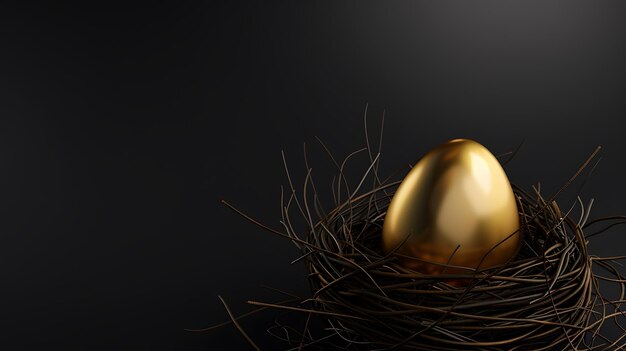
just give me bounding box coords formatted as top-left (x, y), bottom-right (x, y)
top-left (382, 139), bottom-right (521, 274)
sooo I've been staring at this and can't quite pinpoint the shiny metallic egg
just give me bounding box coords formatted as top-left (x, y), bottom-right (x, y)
top-left (382, 139), bottom-right (521, 274)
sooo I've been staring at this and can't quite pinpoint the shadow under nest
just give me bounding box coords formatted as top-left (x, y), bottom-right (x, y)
top-left (216, 124), bottom-right (626, 351)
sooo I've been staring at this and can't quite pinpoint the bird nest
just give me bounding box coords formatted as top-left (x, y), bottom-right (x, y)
top-left (213, 122), bottom-right (626, 350)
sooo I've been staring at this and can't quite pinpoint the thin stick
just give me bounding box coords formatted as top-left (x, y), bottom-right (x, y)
top-left (219, 295), bottom-right (262, 351)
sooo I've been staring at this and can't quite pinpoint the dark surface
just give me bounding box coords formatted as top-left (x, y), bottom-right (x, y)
top-left (2, 1), bottom-right (626, 350)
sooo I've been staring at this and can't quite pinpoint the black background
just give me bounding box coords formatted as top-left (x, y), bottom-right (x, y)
top-left (2, 1), bottom-right (626, 350)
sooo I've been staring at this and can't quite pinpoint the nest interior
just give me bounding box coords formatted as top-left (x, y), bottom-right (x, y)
top-left (218, 129), bottom-right (626, 351)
